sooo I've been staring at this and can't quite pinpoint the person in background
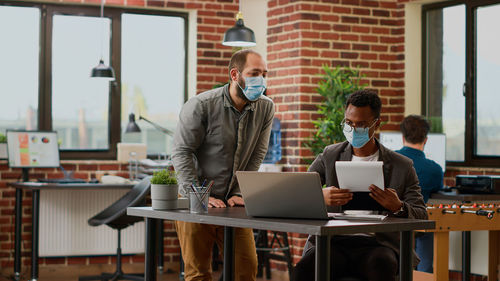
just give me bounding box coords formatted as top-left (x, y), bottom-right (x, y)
top-left (396, 115), bottom-right (444, 273)
top-left (172, 49), bottom-right (275, 281)
top-left (292, 90), bottom-right (427, 281)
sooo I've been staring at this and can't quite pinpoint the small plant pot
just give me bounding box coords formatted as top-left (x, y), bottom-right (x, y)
top-left (151, 184), bottom-right (179, 210)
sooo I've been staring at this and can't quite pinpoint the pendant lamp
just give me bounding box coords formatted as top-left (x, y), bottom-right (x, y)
top-left (222, 2), bottom-right (256, 47)
top-left (91, 0), bottom-right (115, 80)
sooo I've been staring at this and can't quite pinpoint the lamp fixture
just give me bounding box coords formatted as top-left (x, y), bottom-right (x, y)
top-left (91, 0), bottom-right (115, 80)
top-left (125, 113), bottom-right (174, 136)
top-left (222, 3), bottom-right (256, 47)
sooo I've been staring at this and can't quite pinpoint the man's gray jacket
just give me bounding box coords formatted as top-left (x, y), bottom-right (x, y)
top-left (172, 84), bottom-right (275, 200)
top-left (304, 140), bottom-right (428, 267)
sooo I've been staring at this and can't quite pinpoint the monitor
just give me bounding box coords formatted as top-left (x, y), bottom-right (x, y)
top-left (379, 132), bottom-right (446, 172)
top-left (7, 130), bottom-right (60, 168)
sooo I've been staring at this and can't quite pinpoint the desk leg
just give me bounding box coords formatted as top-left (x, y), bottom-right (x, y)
top-left (31, 190), bottom-right (40, 281)
top-left (14, 188), bottom-right (22, 281)
top-left (433, 232), bottom-right (449, 281)
top-left (145, 218), bottom-right (158, 281)
top-left (223, 226), bottom-right (235, 281)
top-left (157, 219), bottom-right (164, 273)
top-left (462, 231), bottom-right (471, 281)
top-left (400, 231), bottom-right (413, 281)
top-left (315, 235), bottom-right (330, 281)
top-left (488, 230), bottom-right (500, 281)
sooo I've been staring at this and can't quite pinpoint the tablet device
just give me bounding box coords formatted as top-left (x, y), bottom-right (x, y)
top-left (335, 161), bottom-right (384, 192)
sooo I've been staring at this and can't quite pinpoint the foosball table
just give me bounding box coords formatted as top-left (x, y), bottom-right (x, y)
top-left (422, 202), bottom-right (500, 281)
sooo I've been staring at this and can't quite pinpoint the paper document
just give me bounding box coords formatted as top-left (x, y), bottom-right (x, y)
top-left (335, 161), bottom-right (384, 192)
top-left (329, 212), bottom-right (387, 221)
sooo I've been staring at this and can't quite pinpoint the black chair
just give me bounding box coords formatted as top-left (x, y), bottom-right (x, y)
top-left (254, 230), bottom-right (293, 280)
top-left (79, 177), bottom-right (151, 281)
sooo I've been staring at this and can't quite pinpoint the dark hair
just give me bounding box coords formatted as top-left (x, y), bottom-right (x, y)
top-left (228, 49), bottom-right (261, 80)
top-left (400, 115), bottom-right (430, 144)
top-left (345, 89), bottom-right (381, 118)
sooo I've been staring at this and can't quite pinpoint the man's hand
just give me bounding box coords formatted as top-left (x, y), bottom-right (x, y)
top-left (227, 196), bottom-right (244, 207)
top-left (208, 197), bottom-right (226, 208)
top-left (323, 186), bottom-right (353, 206)
top-left (368, 184), bottom-right (403, 213)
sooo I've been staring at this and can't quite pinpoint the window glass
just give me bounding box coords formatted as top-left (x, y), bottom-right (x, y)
top-left (476, 4), bottom-right (500, 156)
top-left (0, 6), bottom-right (40, 133)
top-left (52, 15), bottom-right (111, 150)
top-left (425, 5), bottom-right (466, 161)
top-left (120, 13), bottom-right (185, 156)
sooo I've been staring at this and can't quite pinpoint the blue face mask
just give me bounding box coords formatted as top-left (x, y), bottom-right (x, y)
top-left (342, 120), bottom-right (377, 148)
top-left (237, 74), bottom-right (266, 101)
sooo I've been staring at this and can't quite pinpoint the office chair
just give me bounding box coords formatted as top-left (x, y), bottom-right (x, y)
top-left (79, 177), bottom-right (151, 281)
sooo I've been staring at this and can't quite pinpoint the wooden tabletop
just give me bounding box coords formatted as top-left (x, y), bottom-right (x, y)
top-left (127, 206), bottom-right (435, 236)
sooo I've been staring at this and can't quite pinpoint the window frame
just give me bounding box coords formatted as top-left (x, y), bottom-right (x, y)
top-left (422, 0), bottom-right (500, 168)
top-left (0, 1), bottom-right (189, 160)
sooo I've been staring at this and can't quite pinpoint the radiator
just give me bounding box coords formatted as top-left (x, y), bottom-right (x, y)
top-left (40, 189), bottom-right (145, 257)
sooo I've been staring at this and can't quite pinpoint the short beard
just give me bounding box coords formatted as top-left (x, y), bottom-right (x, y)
top-left (235, 76), bottom-right (253, 103)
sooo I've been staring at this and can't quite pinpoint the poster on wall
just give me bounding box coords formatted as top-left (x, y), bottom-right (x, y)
top-left (6, 131), bottom-right (60, 168)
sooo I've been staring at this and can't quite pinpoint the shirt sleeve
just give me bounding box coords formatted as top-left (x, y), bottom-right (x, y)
top-left (171, 97), bottom-right (206, 197)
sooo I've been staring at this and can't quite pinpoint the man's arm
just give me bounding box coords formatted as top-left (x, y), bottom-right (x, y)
top-left (398, 166), bottom-right (428, 219)
top-left (171, 98), bottom-right (206, 197)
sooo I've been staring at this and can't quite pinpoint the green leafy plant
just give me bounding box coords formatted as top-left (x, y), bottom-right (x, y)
top-left (304, 65), bottom-right (367, 158)
top-left (0, 133), bottom-right (6, 143)
top-left (151, 170), bottom-right (177, 185)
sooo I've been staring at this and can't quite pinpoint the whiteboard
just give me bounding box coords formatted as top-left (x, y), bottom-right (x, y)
top-left (7, 130), bottom-right (60, 168)
top-left (379, 132), bottom-right (446, 172)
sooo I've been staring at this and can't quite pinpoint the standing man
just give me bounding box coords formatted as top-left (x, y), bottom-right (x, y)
top-left (396, 115), bottom-right (444, 273)
top-left (292, 90), bottom-right (427, 281)
top-left (172, 49), bottom-right (275, 281)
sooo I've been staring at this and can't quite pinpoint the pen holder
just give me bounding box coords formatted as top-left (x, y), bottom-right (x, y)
top-left (189, 191), bottom-right (209, 214)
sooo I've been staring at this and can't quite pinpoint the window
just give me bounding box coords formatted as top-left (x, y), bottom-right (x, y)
top-left (0, 2), bottom-right (187, 159)
top-left (120, 13), bottom-right (186, 156)
top-left (0, 6), bottom-right (40, 132)
top-left (423, 0), bottom-right (500, 167)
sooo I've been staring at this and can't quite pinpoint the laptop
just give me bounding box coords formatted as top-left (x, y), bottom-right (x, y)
top-left (236, 171), bottom-right (387, 220)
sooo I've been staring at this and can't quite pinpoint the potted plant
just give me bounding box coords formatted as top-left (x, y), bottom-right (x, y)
top-left (0, 133), bottom-right (7, 159)
top-left (304, 65), bottom-right (366, 160)
top-left (150, 169), bottom-right (179, 210)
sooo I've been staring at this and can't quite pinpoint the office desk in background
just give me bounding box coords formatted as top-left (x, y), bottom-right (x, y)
top-left (127, 206), bottom-right (434, 281)
top-left (9, 182), bottom-right (134, 281)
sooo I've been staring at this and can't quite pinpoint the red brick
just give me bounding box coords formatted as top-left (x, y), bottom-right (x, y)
top-left (353, 8), bottom-right (370, 15)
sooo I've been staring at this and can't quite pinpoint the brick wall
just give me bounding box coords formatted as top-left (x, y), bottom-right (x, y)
top-left (266, 0), bottom-right (406, 175)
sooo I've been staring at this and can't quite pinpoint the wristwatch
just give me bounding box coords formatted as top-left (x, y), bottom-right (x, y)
top-left (393, 203), bottom-right (405, 215)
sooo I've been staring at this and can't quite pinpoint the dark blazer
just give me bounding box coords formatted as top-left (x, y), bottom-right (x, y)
top-left (303, 139), bottom-right (427, 267)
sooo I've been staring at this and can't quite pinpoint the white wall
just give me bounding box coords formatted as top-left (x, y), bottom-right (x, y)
top-left (242, 0), bottom-right (268, 60)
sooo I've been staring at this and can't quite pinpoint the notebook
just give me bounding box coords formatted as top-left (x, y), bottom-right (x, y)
top-left (235, 171), bottom-right (387, 221)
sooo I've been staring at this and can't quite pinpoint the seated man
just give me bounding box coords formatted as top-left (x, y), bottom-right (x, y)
top-left (396, 115), bottom-right (443, 273)
top-left (292, 90), bottom-right (427, 281)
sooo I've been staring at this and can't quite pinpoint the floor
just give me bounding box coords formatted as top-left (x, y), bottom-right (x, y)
top-left (0, 264), bottom-right (290, 281)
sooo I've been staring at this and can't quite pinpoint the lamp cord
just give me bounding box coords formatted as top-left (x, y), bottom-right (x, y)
top-left (99, 0), bottom-right (105, 61)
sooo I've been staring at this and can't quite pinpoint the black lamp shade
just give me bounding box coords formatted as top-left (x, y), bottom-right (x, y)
top-left (125, 113), bottom-right (141, 133)
top-left (91, 59), bottom-right (115, 80)
top-left (222, 19), bottom-right (256, 47)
